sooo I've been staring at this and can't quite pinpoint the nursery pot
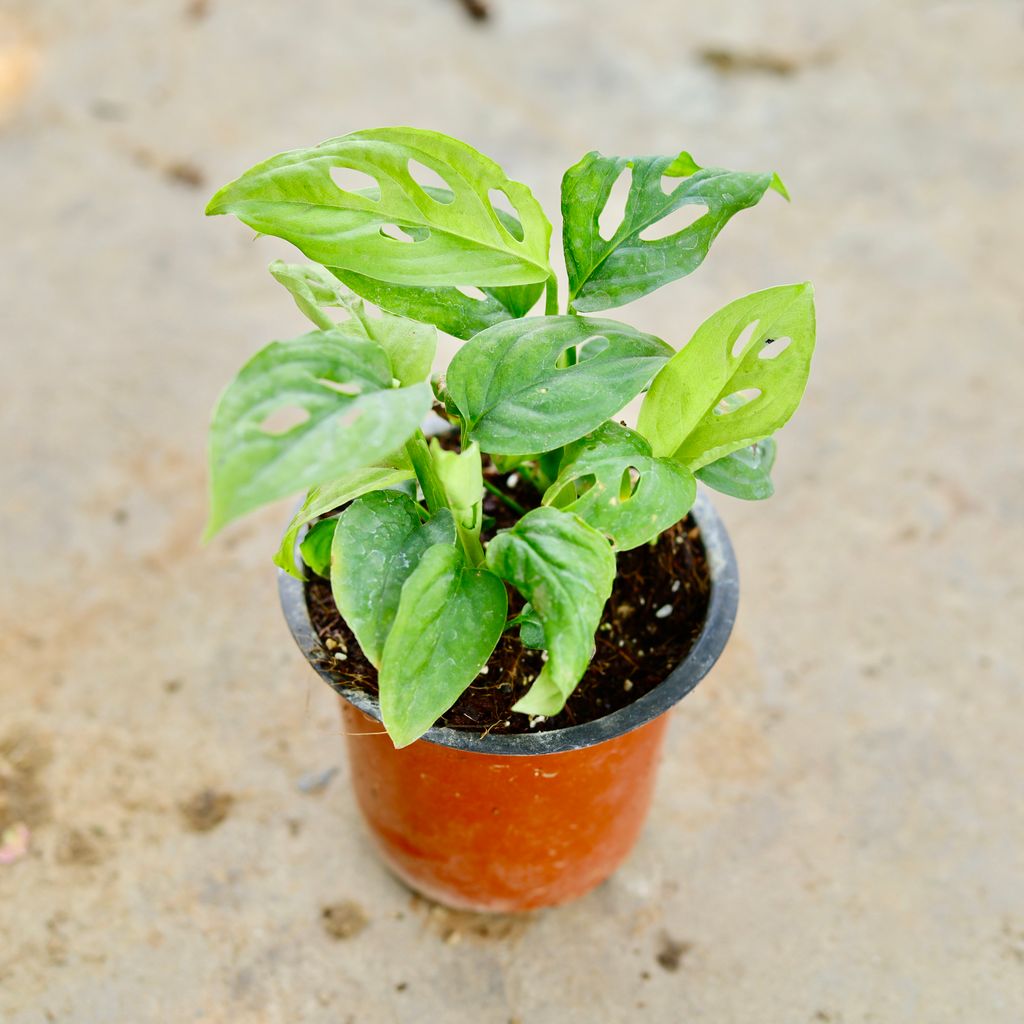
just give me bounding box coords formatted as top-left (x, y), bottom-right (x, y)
top-left (279, 491), bottom-right (738, 913)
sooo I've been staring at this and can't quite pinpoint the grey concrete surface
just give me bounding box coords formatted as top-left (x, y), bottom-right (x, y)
top-left (1, 1), bottom-right (1022, 1021)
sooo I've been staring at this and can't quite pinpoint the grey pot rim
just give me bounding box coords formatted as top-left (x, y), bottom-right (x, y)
top-left (278, 488), bottom-right (739, 757)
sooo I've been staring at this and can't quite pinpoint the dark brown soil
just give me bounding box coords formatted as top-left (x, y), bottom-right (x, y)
top-left (305, 447), bottom-right (711, 736)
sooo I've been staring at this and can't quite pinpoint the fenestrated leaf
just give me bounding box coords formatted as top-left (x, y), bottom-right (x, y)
top-left (206, 328), bottom-right (432, 538)
top-left (696, 437), bottom-right (777, 500)
top-left (446, 315), bottom-right (673, 454)
top-left (274, 461), bottom-right (414, 579)
top-left (332, 203), bottom-right (545, 340)
top-left (486, 507), bottom-right (615, 717)
top-left (207, 127), bottom-right (553, 288)
top-left (298, 517), bottom-right (337, 577)
top-left (270, 261), bottom-right (437, 386)
top-left (330, 491), bottom-right (456, 666)
top-left (637, 283), bottom-right (815, 469)
top-left (379, 545), bottom-right (507, 747)
top-left (544, 422), bottom-right (696, 550)
top-left (562, 149), bottom-right (787, 312)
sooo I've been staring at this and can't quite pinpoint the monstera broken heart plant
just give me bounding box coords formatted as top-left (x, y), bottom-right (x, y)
top-left (205, 127), bottom-right (815, 911)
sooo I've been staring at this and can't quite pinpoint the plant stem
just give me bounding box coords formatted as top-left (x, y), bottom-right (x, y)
top-left (517, 463), bottom-right (545, 493)
top-left (483, 480), bottom-right (527, 516)
top-left (404, 431), bottom-right (448, 513)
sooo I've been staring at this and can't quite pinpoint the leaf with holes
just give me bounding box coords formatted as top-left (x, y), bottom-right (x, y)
top-left (486, 507), bottom-right (616, 716)
top-left (207, 127), bottom-right (553, 288)
top-left (544, 422), bottom-right (696, 550)
top-left (205, 328), bottom-right (431, 538)
top-left (637, 284), bottom-right (815, 469)
top-left (298, 517), bottom-right (337, 577)
top-left (331, 491), bottom-right (457, 666)
top-left (446, 315), bottom-right (673, 454)
top-left (562, 150), bottom-right (787, 312)
top-left (696, 437), bottom-right (777, 501)
top-left (332, 202), bottom-right (545, 340)
top-left (379, 545), bottom-right (507, 747)
top-left (274, 461), bottom-right (414, 579)
top-left (270, 261), bottom-right (437, 386)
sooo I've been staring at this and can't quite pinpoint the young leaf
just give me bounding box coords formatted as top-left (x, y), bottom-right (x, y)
top-left (206, 328), bottom-right (432, 538)
top-left (446, 315), bottom-right (673, 454)
top-left (274, 462), bottom-right (414, 579)
top-left (379, 545), bottom-right (507, 747)
top-left (486, 507), bottom-right (616, 717)
top-left (506, 605), bottom-right (546, 650)
top-left (298, 517), bottom-right (337, 577)
top-left (562, 150), bottom-right (787, 312)
top-left (270, 261), bottom-right (437, 386)
top-left (429, 439), bottom-right (484, 563)
top-left (331, 492), bottom-right (456, 666)
top-left (637, 283), bottom-right (815, 469)
top-left (544, 422), bottom-right (696, 550)
top-left (206, 127), bottom-right (553, 288)
top-left (695, 437), bottom-right (777, 500)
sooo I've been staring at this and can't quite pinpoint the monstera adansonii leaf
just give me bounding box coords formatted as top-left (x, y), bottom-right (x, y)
top-left (205, 327), bottom-right (431, 537)
top-left (637, 283), bottom-right (815, 469)
top-left (562, 149), bottom-right (787, 312)
top-left (445, 315), bottom-right (673, 454)
top-left (207, 127), bottom-right (553, 289)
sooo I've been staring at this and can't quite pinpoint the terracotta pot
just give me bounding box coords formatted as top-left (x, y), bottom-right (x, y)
top-left (279, 491), bottom-right (738, 912)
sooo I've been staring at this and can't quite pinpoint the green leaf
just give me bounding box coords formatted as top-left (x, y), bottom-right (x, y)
top-left (332, 207), bottom-right (544, 340)
top-left (562, 150), bottom-right (787, 312)
top-left (270, 261), bottom-right (437, 386)
top-left (207, 127), bottom-right (553, 288)
top-left (206, 328), bottom-right (432, 538)
top-left (638, 283), bottom-right (815, 469)
top-left (446, 315), bottom-right (673, 454)
top-left (509, 605), bottom-right (546, 650)
top-left (696, 437), bottom-right (777, 500)
top-left (429, 439), bottom-right (484, 563)
top-left (379, 545), bottom-right (507, 747)
top-left (298, 517), bottom-right (337, 577)
top-left (273, 462), bottom-right (414, 579)
top-left (486, 507), bottom-right (615, 717)
top-left (544, 422), bottom-right (696, 550)
top-left (330, 491), bottom-right (456, 666)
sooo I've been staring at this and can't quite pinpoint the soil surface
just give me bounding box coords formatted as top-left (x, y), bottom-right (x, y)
top-left (305, 456), bottom-right (711, 736)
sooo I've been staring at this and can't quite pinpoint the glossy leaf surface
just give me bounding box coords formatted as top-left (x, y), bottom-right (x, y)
top-left (446, 315), bottom-right (672, 454)
top-left (544, 422), bottom-right (696, 549)
top-left (486, 507), bottom-right (615, 716)
top-left (330, 491), bottom-right (456, 666)
top-left (379, 545), bottom-right (507, 747)
top-left (638, 284), bottom-right (815, 468)
top-left (562, 149), bottom-right (787, 311)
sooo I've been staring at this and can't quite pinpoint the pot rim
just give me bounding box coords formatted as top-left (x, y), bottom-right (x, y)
top-left (278, 488), bottom-right (739, 756)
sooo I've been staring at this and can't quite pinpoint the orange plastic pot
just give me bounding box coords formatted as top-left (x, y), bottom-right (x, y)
top-left (280, 492), bottom-right (738, 912)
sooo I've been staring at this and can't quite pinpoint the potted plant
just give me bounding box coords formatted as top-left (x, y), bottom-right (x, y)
top-left (205, 128), bottom-right (815, 912)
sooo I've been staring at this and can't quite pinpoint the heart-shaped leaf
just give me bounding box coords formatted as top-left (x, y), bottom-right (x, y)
top-left (637, 283), bottom-right (815, 468)
top-left (562, 149), bottom-right (787, 312)
top-left (696, 437), bottom-right (777, 500)
top-left (331, 491), bottom-right (457, 666)
top-left (380, 545), bottom-right (507, 747)
top-left (486, 507), bottom-right (616, 717)
top-left (206, 328), bottom-right (431, 538)
top-left (446, 315), bottom-right (673, 454)
top-left (207, 127), bottom-right (553, 288)
top-left (274, 461), bottom-right (414, 579)
top-left (270, 261), bottom-right (437, 386)
top-left (544, 422), bottom-right (696, 550)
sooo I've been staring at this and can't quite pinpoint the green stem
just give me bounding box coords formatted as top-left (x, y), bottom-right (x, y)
top-left (544, 275), bottom-right (559, 316)
top-left (517, 464), bottom-right (545, 494)
top-left (483, 480), bottom-right (527, 516)
top-left (404, 431), bottom-right (448, 513)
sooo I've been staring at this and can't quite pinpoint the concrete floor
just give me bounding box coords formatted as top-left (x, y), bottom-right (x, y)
top-left (1, 1), bottom-right (1022, 1020)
